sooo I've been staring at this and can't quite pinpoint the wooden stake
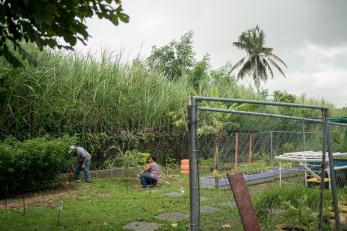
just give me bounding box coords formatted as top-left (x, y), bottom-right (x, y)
top-left (22, 194), bottom-right (26, 216)
top-left (214, 141), bottom-right (219, 189)
top-left (5, 185), bottom-right (8, 211)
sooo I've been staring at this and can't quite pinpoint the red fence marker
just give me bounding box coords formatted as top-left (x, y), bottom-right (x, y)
top-left (234, 131), bottom-right (238, 170)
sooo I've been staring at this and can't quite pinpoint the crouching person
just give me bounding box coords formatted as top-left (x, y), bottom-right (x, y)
top-left (69, 145), bottom-right (92, 183)
top-left (139, 155), bottom-right (160, 188)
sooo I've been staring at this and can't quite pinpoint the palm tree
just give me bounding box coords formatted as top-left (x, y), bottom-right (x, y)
top-left (231, 25), bottom-right (287, 92)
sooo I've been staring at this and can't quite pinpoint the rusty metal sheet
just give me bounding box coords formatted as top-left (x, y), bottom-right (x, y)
top-left (227, 172), bottom-right (261, 231)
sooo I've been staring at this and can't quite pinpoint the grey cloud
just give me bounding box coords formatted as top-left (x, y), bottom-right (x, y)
top-left (78, 0), bottom-right (347, 107)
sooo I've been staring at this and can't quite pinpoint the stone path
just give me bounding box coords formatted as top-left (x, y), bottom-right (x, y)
top-left (200, 205), bottom-right (220, 214)
top-left (123, 221), bottom-right (161, 231)
top-left (124, 191), bottom-right (235, 230)
top-left (156, 212), bottom-right (188, 222)
top-left (218, 201), bottom-right (236, 208)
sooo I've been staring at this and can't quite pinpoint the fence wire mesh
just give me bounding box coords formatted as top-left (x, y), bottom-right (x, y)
top-left (191, 100), bottom-right (347, 231)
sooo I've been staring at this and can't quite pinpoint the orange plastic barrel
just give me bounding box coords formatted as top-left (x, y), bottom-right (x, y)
top-left (180, 159), bottom-right (189, 174)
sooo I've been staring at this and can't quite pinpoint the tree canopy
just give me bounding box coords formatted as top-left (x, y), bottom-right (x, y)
top-left (147, 31), bottom-right (196, 80)
top-left (0, 0), bottom-right (129, 66)
top-left (231, 25), bottom-right (287, 92)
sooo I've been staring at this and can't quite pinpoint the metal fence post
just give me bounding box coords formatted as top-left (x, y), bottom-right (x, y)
top-left (318, 109), bottom-right (328, 230)
top-left (318, 109), bottom-right (340, 230)
top-left (188, 98), bottom-right (200, 231)
top-left (327, 120), bottom-right (341, 230)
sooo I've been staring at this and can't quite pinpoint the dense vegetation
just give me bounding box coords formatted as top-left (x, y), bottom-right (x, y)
top-left (0, 34), bottom-right (346, 171)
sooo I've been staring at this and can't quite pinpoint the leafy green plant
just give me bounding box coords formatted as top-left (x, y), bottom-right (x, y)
top-left (254, 186), bottom-right (284, 230)
top-left (118, 150), bottom-right (151, 178)
top-left (282, 195), bottom-right (317, 231)
top-left (199, 158), bottom-right (215, 171)
top-left (254, 186), bottom-right (322, 230)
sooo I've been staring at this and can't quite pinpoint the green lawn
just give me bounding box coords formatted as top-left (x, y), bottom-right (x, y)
top-left (2, 172), bottom-right (344, 231)
top-left (0, 174), bottom-right (242, 231)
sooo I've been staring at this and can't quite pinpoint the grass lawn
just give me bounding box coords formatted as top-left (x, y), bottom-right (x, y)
top-left (0, 173), bottom-right (243, 231)
top-left (2, 171), bottom-right (342, 231)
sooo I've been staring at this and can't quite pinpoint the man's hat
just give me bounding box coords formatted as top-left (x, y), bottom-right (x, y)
top-left (69, 145), bottom-right (77, 154)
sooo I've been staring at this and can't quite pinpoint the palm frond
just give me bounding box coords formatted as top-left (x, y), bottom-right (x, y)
top-left (233, 42), bottom-right (247, 51)
top-left (258, 57), bottom-right (270, 81)
top-left (255, 57), bottom-right (268, 82)
top-left (237, 59), bottom-right (252, 80)
top-left (261, 57), bottom-right (274, 79)
top-left (268, 57), bottom-right (286, 77)
top-left (268, 53), bottom-right (287, 68)
top-left (230, 57), bottom-right (245, 72)
top-left (260, 47), bottom-right (273, 54)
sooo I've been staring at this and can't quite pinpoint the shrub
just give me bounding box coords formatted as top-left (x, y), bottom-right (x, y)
top-left (0, 135), bottom-right (76, 197)
top-left (253, 185), bottom-right (328, 230)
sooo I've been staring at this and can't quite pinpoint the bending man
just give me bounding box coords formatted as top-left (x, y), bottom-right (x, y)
top-left (69, 145), bottom-right (92, 183)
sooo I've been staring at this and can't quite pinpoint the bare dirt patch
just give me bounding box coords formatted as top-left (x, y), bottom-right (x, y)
top-left (0, 184), bottom-right (76, 209)
top-left (98, 192), bottom-right (111, 198)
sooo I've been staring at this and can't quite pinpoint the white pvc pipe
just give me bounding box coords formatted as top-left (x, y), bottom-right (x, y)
top-left (304, 161), bottom-right (307, 187)
top-left (327, 168), bottom-right (331, 190)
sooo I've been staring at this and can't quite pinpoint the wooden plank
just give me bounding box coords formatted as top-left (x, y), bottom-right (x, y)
top-left (227, 172), bottom-right (261, 231)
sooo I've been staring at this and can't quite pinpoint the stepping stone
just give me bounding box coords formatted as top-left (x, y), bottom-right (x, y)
top-left (164, 192), bottom-right (183, 198)
top-left (98, 192), bottom-right (110, 198)
top-left (271, 208), bottom-right (285, 215)
top-left (123, 221), bottom-right (161, 231)
top-left (218, 201), bottom-right (236, 208)
top-left (200, 205), bottom-right (220, 214)
top-left (222, 223), bottom-right (233, 228)
top-left (200, 196), bottom-right (211, 201)
top-left (156, 212), bottom-right (188, 222)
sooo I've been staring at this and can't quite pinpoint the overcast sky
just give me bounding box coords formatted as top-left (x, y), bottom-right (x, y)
top-left (75, 0), bottom-right (347, 107)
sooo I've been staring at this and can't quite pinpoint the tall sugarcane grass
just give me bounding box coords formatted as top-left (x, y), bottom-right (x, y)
top-left (0, 45), bottom-right (337, 141)
top-left (0, 48), bottom-right (190, 138)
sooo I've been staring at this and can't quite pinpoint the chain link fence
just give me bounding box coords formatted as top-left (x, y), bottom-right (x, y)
top-left (188, 97), bottom-right (347, 230)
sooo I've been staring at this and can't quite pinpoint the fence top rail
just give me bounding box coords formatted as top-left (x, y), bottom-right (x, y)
top-left (197, 106), bottom-right (323, 124)
top-left (192, 96), bottom-right (328, 110)
top-left (329, 121), bottom-right (347, 127)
